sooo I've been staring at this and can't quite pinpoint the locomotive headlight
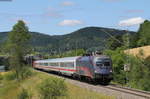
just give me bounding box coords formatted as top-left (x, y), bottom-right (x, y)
top-left (110, 70), bottom-right (112, 72)
top-left (95, 70), bottom-right (98, 73)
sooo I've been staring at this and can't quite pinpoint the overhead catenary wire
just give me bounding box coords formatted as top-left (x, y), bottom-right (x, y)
top-left (100, 29), bottom-right (124, 45)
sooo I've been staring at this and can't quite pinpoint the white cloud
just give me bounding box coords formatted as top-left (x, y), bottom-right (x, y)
top-left (119, 17), bottom-right (145, 26)
top-left (62, 1), bottom-right (74, 6)
top-left (59, 20), bottom-right (82, 26)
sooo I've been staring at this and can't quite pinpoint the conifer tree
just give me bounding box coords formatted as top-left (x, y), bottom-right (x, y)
top-left (6, 20), bottom-right (31, 79)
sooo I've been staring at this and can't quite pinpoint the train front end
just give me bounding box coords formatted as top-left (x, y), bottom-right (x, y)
top-left (93, 56), bottom-right (113, 84)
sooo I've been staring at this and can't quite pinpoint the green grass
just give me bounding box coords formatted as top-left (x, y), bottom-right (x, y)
top-left (0, 70), bottom-right (115, 99)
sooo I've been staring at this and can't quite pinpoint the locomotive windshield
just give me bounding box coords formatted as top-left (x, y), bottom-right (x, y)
top-left (104, 62), bottom-right (110, 66)
top-left (96, 61), bottom-right (110, 66)
top-left (96, 62), bottom-right (103, 66)
top-left (96, 58), bottom-right (111, 67)
top-left (95, 57), bottom-right (111, 67)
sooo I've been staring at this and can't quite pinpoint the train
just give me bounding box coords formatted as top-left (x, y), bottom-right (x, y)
top-left (33, 54), bottom-right (113, 84)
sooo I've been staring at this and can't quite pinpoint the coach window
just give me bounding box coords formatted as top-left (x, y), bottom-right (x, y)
top-left (60, 62), bottom-right (65, 67)
top-left (53, 63), bottom-right (58, 66)
top-left (36, 63), bottom-right (38, 65)
top-left (44, 63), bottom-right (48, 66)
top-left (49, 63), bottom-right (58, 66)
top-left (66, 62), bottom-right (74, 68)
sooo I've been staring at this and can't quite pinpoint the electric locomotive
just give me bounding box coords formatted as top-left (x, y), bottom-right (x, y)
top-left (33, 54), bottom-right (113, 84)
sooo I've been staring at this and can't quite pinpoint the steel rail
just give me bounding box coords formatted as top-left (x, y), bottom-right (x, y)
top-left (100, 84), bottom-right (150, 99)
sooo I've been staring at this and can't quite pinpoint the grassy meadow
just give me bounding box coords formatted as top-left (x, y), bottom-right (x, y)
top-left (124, 45), bottom-right (150, 58)
top-left (0, 70), bottom-right (115, 99)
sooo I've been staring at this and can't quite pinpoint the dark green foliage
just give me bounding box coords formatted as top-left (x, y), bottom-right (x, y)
top-left (5, 20), bottom-right (31, 80)
top-left (105, 48), bottom-right (150, 91)
top-left (4, 72), bottom-right (17, 81)
top-left (18, 88), bottom-right (31, 99)
top-left (47, 49), bottom-right (85, 58)
top-left (130, 20), bottom-right (150, 47)
top-left (0, 74), bottom-right (3, 81)
top-left (39, 78), bottom-right (67, 99)
top-left (4, 58), bottom-right (10, 70)
top-left (105, 20), bottom-right (150, 90)
top-left (0, 57), bottom-right (10, 70)
top-left (128, 56), bottom-right (150, 91)
top-left (137, 20), bottom-right (150, 46)
top-left (104, 48), bottom-right (126, 84)
top-left (106, 35), bottom-right (123, 50)
top-left (62, 49), bottom-right (85, 57)
top-left (19, 67), bottom-right (34, 80)
top-left (0, 27), bottom-right (134, 54)
top-left (3, 67), bottom-right (34, 81)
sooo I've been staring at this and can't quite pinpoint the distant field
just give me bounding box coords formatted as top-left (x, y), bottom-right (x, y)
top-left (124, 45), bottom-right (150, 58)
top-left (0, 70), bottom-right (115, 99)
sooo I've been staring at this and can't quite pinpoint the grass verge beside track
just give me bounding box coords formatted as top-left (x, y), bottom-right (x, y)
top-left (0, 70), bottom-right (115, 99)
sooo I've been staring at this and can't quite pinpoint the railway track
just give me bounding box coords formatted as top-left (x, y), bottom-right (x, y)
top-left (37, 69), bottom-right (150, 99)
top-left (105, 84), bottom-right (150, 99)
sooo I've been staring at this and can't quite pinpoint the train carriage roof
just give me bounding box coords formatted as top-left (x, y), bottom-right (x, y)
top-left (35, 56), bottom-right (80, 63)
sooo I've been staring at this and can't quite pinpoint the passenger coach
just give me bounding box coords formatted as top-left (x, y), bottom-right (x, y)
top-left (33, 57), bottom-right (78, 75)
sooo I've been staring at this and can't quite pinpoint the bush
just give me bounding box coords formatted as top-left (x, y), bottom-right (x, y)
top-left (39, 78), bottom-right (67, 99)
top-left (3, 67), bottom-right (34, 81)
top-left (4, 59), bottom-right (10, 71)
top-left (0, 74), bottom-right (3, 81)
top-left (18, 88), bottom-right (31, 99)
top-left (4, 72), bottom-right (17, 80)
top-left (20, 67), bottom-right (34, 79)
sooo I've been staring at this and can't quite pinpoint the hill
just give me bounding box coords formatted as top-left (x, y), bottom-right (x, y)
top-left (0, 27), bottom-right (135, 54)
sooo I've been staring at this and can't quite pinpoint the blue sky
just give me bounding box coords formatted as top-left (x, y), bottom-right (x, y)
top-left (0, 0), bottom-right (149, 35)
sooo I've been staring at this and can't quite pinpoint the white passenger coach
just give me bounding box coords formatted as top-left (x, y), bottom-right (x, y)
top-left (34, 56), bottom-right (79, 74)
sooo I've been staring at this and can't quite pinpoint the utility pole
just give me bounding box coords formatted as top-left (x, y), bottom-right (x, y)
top-left (125, 28), bottom-right (130, 85)
top-left (75, 40), bottom-right (77, 56)
top-left (59, 47), bottom-right (61, 58)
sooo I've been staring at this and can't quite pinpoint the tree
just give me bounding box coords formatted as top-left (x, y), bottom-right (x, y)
top-left (137, 20), bottom-right (150, 46)
top-left (106, 35), bottom-right (123, 50)
top-left (104, 48), bottom-right (126, 84)
top-left (6, 20), bottom-right (31, 79)
top-left (128, 56), bottom-right (150, 91)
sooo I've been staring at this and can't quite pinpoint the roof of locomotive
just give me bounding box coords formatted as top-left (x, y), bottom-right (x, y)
top-left (35, 56), bottom-right (80, 63)
top-left (95, 55), bottom-right (110, 58)
top-left (77, 55), bottom-right (110, 61)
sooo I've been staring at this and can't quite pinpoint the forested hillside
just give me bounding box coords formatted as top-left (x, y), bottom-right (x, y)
top-left (0, 27), bottom-right (135, 54)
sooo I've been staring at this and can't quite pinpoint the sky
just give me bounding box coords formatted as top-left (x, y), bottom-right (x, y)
top-left (0, 0), bottom-right (149, 35)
